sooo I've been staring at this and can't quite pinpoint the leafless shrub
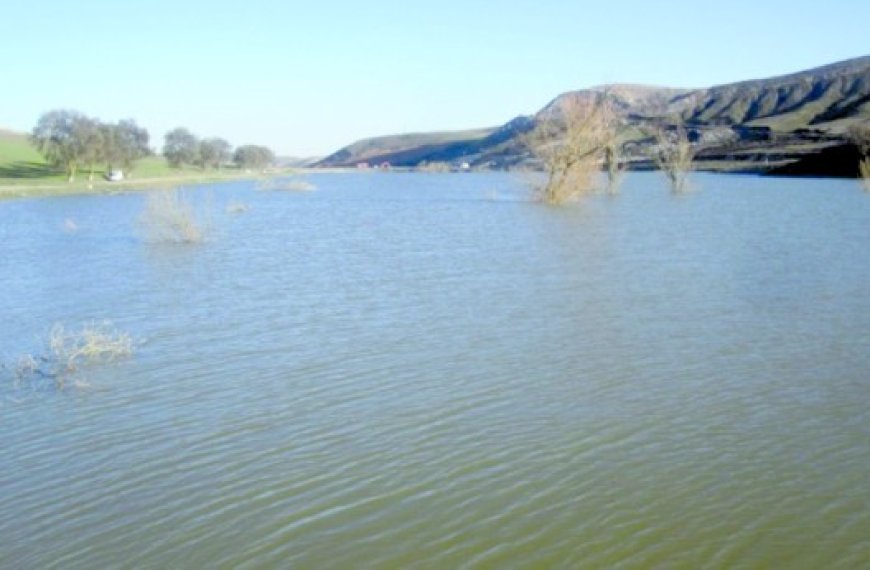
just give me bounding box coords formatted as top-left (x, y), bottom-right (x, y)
top-left (14, 355), bottom-right (39, 379)
top-left (848, 124), bottom-right (870, 191)
top-left (860, 158), bottom-right (870, 192)
top-left (2, 354), bottom-right (42, 390)
top-left (603, 141), bottom-right (625, 195)
top-left (417, 161), bottom-right (452, 173)
top-left (50, 322), bottom-right (132, 374)
top-left (141, 188), bottom-right (204, 243)
top-left (254, 177), bottom-right (274, 190)
top-left (524, 92), bottom-right (621, 204)
top-left (256, 177), bottom-right (316, 191)
top-left (4, 322), bottom-right (133, 391)
top-left (226, 201), bottom-right (250, 214)
top-left (599, 96), bottom-right (626, 195)
top-left (848, 123), bottom-right (870, 154)
top-left (285, 180), bottom-right (317, 191)
top-left (652, 125), bottom-right (695, 193)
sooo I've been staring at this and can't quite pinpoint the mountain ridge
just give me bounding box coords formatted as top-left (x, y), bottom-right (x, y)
top-left (318, 55), bottom-right (870, 171)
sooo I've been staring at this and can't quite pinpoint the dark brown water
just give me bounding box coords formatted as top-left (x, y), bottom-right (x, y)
top-left (2, 172), bottom-right (869, 568)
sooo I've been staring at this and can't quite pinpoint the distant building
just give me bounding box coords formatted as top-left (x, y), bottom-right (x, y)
top-left (106, 169), bottom-right (124, 182)
top-left (356, 162), bottom-right (370, 169)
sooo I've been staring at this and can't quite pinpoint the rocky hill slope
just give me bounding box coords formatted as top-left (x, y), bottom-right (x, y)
top-left (318, 55), bottom-right (870, 172)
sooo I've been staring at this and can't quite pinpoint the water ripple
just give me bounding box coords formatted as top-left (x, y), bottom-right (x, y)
top-left (1, 173), bottom-right (869, 568)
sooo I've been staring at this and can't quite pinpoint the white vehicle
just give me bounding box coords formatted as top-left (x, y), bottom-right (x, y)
top-left (106, 169), bottom-right (124, 182)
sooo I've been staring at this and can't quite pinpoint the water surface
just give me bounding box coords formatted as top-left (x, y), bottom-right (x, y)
top-left (2, 172), bottom-right (869, 568)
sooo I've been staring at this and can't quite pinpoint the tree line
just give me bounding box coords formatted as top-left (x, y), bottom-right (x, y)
top-left (31, 110), bottom-right (150, 182)
top-left (163, 128), bottom-right (274, 171)
top-left (30, 109), bottom-right (276, 183)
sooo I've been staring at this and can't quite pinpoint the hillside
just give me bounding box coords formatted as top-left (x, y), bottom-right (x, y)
top-left (0, 129), bottom-right (47, 174)
top-left (319, 127), bottom-right (497, 167)
top-left (0, 130), bottom-right (210, 183)
top-left (318, 55), bottom-right (870, 172)
top-left (0, 129), bottom-right (292, 197)
top-left (680, 56), bottom-right (870, 131)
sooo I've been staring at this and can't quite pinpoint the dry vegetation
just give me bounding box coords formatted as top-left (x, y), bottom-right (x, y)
top-left (524, 92), bottom-right (622, 204)
top-left (599, 97), bottom-right (625, 195)
top-left (860, 160), bottom-right (870, 192)
top-left (652, 125), bottom-right (695, 193)
top-left (226, 201), bottom-right (250, 214)
top-left (4, 322), bottom-right (133, 390)
top-left (417, 161), bottom-right (452, 173)
top-left (849, 123), bottom-right (870, 191)
top-left (49, 323), bottom-right (132, 376)
top-left (140, 188), bottom-right (205, 243)
top-left (256, 177), bottom-right (317, 191)
top-left (602, 139), bottom-right (625, 195)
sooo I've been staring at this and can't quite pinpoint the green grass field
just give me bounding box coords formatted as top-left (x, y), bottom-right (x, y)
top-left (0, 129), bottom-right (61, 182)
top-left (0, 129), bottom-right (289, 197)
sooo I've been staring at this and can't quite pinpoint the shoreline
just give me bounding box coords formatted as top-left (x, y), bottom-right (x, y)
top-left (0, 170), bottom-right (307, 200)
top-left (1, 165), bottom-right (860, 201)
top-left (0, 167), bottom-right (372, 200)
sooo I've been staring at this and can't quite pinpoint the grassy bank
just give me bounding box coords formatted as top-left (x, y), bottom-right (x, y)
top-left (0, 129), bottom-right (291, 198)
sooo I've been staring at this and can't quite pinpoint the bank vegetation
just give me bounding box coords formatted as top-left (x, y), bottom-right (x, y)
top-left (28, 109), bottom-right (276, 184)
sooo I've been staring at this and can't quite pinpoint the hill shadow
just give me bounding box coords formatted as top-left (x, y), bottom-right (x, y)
top-left (0, 161), bottom-right (63, 179)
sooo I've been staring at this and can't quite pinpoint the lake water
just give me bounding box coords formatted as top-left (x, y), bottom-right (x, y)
top-left (1, 172), bottom-right (869, 568)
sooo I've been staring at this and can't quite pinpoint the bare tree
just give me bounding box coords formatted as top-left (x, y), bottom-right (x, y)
top-left (652, 125), bottom-right (695, 193)
top-left (524, 91), bottom-right (618, 204)
top-left (848, 123), bottom-right (870, 191)
top-left (601, 97), bottom-right (625, 195)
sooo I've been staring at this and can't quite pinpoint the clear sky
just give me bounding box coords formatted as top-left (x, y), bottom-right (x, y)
top-left (2, 0), bottom-right (868, 157)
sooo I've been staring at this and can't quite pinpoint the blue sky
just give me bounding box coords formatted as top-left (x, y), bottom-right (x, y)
top-left (2, 0), bottom-right (868, 156)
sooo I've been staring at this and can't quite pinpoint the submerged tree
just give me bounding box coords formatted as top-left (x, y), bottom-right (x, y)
top-left (848, 123), bottom-right (870, 191)
top-left (524, 91), bottom-right (621, 204)
top-left (861, 159), bottom-right (870, 192)
top-left (652, 125), bottom-right (695, 193)
top-left (600, 98), bottom-right (625, 194)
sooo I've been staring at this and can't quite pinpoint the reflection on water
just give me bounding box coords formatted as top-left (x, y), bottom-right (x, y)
top-left (1, 173), bottom-right (869, 568)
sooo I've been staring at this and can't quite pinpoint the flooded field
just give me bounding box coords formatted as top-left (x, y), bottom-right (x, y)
top-left (2, 172), bottom-right (869, 568)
